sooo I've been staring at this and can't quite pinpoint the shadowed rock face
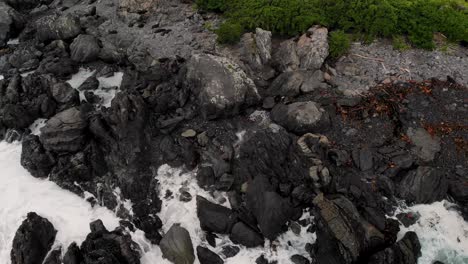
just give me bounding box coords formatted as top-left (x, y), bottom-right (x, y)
top-left (11, 212), bottom-right (57, 264)
top-left (0, 2), bottom-right (24, 47)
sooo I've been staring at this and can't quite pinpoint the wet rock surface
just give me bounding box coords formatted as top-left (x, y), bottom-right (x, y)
top-left (10, 212), bottom-right (57, 264)
top-left (0, 0), bottom-right (467, 263)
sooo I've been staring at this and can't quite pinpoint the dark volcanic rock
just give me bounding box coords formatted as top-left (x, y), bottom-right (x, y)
top-left (313, 194), bottom-right (385, 264)
top-left (184, 53), bottom-right (259, 119)
top-left (10, 212), bottom-right (57, 264)
top-left (78, 75), bottom-right (99, 91)
top-left (1, 103), bottom-right (35, 129)
top-left (160, 224), bottom-right (195, 264)
top-left (197, 196), bottom-right (235, 234)
top-left (50, 82), bottom-right (79, 105)
top-left (40, 107), bottom-right (87, 153)
top-left (21, 134), bottom-right (56, 178)
top-left (79, 220), bottom-right (140, 264)
top-left (368, 231), bottom-right (421, 264)
top-left (246, 175), bottom-right (297, 240)
top-left (291, 254), bottom-right (310, 264)
top-left (70, 34), bottom-right (101, 63)
top-left (63, 242), bottom-right (82, 264)
top-left (196, 246), bottom-right (223, 264)
top-left (271, 102), bottom-right (330, 134)
top-left (229, 222), bottom-right (264, 248)
top-left (398, 166), bottom-right (448, 204)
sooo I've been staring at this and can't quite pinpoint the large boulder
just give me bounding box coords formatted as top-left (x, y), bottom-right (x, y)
top-left (80, 220), bottom-right (140, 264)
top-left (0, 2), bottom-right (24, 47)
top-left (21, 134), bottom-right (56, 178)
top-left (70, 34), bottom-right (101, 63)
top-left (197, 196), bottom-right (235, 234)
top-left (367, 231), bottom-right (421, 264)
top-left (159, 224), bottom-right (195, 264)
top-left (185, 53), bottom-right (260, 119)
top-left (271, 101), bottom-right (330, 134)
top-left (10, 212), bottom-right (57, 264)
top-left (35, 14), bottom-right (81, 42)
top-left (229, 222), bottom-right (264, 248)
top-left (246, 175), bottom-right (297, 240)
top-left (40, 107), bottom-right (87, 153)
top-left (397, 166), bottom-right (448, 204)
top-left (8, 45), bottom-right (41, 72)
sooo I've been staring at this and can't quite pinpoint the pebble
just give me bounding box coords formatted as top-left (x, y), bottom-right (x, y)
top-left (181, 129), bottom-right (196, 138)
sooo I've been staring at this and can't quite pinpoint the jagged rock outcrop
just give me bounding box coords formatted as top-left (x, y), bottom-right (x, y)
top-left (10, 212), bottom-right (57, 264)
top-left (21, 134), bottom-right (56, 178)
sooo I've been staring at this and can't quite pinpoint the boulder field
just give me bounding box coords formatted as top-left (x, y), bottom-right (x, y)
top-left (1, 0), bottom-right (466, 264)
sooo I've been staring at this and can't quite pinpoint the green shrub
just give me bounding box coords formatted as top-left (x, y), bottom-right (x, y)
top-left (196, 0), bottom-right (227, 12)
top-left (329, 30), bottom-right (351, 59)
top-left (216, 21), bottom-right (243, 44)
top-left (201, 0), bottom-right (468, 49)
top-left (392, 35), bottom-right (411, 51)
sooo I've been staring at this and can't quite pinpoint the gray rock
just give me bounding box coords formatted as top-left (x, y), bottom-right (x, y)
top-left (40, 107), bottom-right (87, 153)
top-left (35, 14), bottom-right (81, 42)
top-left (7, 45), bottom-right (40, 72)
top-left (297, 26), bottom-right (329, 71)
top-left (160, 224), bottom-right (195, 264)
top-left (407, 127), bottom-right (441, 162)
top-left (273, 39), bottom-right (299, 72)
top-left (20, 135), bottom-right (56, 178)
top-left (0, 2), bottom-right (23, 47)
top-left (269, 71), bottom-right (305, 97)
top-left (271, 101), bottom-right (330, 134)
top-left (398, 166), bottom-right (448, 204)
top-left (70, 34), bottom-right (101, 63)
top-left (50, 82), bottom-right (79, 104)
top-left (241, 28), bottom-right (272, 70)
top-left (185, 53), bottom-right (259, 119)
top-left (301, 70), bottom-right (327, 93)
top-left (78, 75), bottom-right (99, 91)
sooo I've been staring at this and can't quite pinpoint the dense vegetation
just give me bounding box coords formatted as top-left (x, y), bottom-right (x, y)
top-left (196, 0), bottom-right (468, 49)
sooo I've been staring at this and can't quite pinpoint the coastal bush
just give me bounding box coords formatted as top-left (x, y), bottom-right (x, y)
top-left (216, 21), bottom-right (243, 44)
top-left (202, 0), bottom-right (468, 50)
top-left (329, 30), bottom-right (351, 59)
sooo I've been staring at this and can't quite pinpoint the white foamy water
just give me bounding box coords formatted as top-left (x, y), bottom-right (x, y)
top-left (396, 201), bottom-right (468, 264)
top-left (7, 39), bottom-right (19, 45)
top-left (0, 142), bottom-right (120, 262)
top-left (67, 68), bottom-right (123, 107)
top-left (29, 118), bottom-right (47, 135)
top-left (0, 75), bottom-right (3, 80)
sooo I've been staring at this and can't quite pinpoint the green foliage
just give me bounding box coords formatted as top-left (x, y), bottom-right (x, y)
top-left (216, 21), bottom-right (243, 44)
top-left (196, 0), bottom-right (227, 12)
top-left (392, 35), bottom-right (411, 51)
top-left (201, 0), bottom-right (468, 50)
top-left (329, 30), bottom-right (351, 59)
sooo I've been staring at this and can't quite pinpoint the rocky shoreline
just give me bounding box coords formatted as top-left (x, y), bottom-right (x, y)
top-left (0, 0), bottom-right (467, 264)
